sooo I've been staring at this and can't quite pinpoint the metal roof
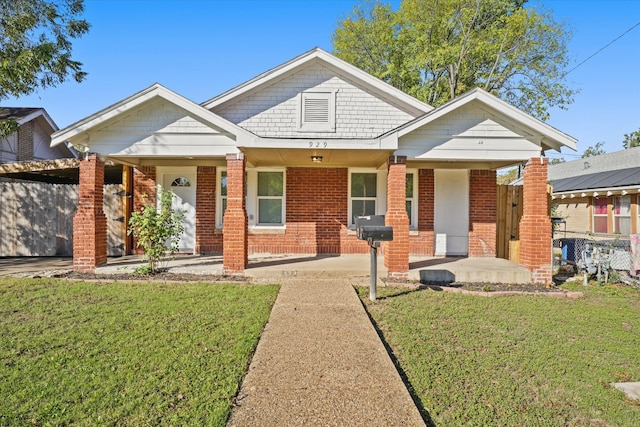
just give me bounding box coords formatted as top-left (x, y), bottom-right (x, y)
top-left (551, 166), bottom-right (640, 192)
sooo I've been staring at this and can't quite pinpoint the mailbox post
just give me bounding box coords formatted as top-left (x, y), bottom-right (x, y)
top-left (355, 215), bottom-right (393, 301)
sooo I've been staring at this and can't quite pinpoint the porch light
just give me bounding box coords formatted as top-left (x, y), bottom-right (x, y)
top-left (311, 155), bottom-right (323, 163)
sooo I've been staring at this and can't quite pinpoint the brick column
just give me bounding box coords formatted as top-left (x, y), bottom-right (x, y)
top-left (385, 156), bottom-right (410, 280)
top-left (195, 166), bottom-right (216, 254)
top-left (223, 153), bottom-right (248, 274)
top-left (132, 166), bottom-right (156, 255)
top-left (468, 170), bottom-right (497, 257)
top-left (519, 157), bottom-right (552, 284)
top-left (73, 154), bottom-right (107, 272)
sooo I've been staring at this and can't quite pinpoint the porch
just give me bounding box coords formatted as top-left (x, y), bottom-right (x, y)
top-left (93, 254), bottom-right (532, 285)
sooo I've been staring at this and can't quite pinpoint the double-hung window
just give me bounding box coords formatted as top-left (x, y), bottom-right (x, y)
top-left (350, 172), bottom-right (378, 225)
top-left (257, 171), bottom-right (284, 225)
top-left (406, 171), bottom-right (417, 228)
top-left (593, 197), bottom-right (608, 233)
top-left (614, 195), bottom-right (631, 234)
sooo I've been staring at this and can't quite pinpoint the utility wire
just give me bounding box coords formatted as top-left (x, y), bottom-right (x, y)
top-left (560, 20), bottom-right (640, 80)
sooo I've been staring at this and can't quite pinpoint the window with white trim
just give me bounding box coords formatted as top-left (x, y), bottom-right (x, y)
top-left (593, 197), bottom-right (608, 233)
top-left (298, 91), bottom-right (336, 132)
top-left (614, 195), bottom-right (630, 234)
top-left (349, 171), bottom-right (383, 227)
top-left (257, 171), bottom-right (284, 225)
top-left (406, 171), bottom-right (417, 228)
top-left (216, 168), bottom-right (227, 227)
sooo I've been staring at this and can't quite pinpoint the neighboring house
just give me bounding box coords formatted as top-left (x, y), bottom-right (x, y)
top-left (51, 48), bottom-right (577, 283)
top-left (550, 147), bottom-right (640, 235)
top-left (0, 107), bottom-right (74, 163)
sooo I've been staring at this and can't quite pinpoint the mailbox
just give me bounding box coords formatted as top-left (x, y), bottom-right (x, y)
top-left (359, 226), bottom-right (393, 242)
top-left (355, 215), bottom-right (393, 242)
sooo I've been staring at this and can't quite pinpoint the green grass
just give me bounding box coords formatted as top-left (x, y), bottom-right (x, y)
top-left (359, 284), bottom-right (640, 426)
top-left (0, 278), bottom-right (279, 426)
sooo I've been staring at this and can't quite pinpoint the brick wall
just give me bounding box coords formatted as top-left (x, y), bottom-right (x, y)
top-left (17, 121), bottom-right (34, 161)
top-left (469, 169), bottom-right (497, 256)
top-left (247, 167), bottom-right (372, 254)
top-left (195, 166), bottom-right (222, 254)
top-left (132, 166), bottom-right (156, 255)
top-left (411, 169), bottom-right (435, 255)
top-left (384, 156), bottom-right (410, 279)
top-left (73, 154), bottom-right (107, 272)
top-left (519, 158), bottom-right (552, 284)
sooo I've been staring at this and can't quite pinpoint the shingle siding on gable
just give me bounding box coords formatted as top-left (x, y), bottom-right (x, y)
top-left (212, 65), bottom-right (414, 139)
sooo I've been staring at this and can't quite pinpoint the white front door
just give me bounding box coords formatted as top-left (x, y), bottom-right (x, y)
top-left (161, 169), bottom-right (196, 253)
top-left (434, 169), bottom-right (469, 256)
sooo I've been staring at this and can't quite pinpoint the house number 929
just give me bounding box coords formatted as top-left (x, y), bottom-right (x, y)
top-left (309, 141), bottom-right (328, 148)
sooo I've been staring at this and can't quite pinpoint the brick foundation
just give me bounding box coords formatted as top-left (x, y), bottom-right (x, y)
top-left (73, 154), bottom-right (107, 272)
top-left (519, 158), bottom-right (552, 284)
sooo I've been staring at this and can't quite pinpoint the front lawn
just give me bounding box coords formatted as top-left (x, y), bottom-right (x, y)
top-left (360, 284), bottom-right (640, 426)
top-left (0, 278), bottom-right (279, 426)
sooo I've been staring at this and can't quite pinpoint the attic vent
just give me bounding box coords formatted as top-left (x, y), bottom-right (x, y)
top-left (299, 91), bottom-right (336, 132)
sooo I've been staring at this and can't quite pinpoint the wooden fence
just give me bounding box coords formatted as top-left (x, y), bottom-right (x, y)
top-left (0, 182), bottom-right (124, 256)
top-left (496, 184), bottom-right (524, 261)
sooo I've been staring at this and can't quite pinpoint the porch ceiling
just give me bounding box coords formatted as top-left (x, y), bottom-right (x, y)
top-left (242, 148), bottom-right (394, 168)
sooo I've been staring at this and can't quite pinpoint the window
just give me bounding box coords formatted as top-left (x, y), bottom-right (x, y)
top-left (298, 91), bottom-right (336, 132)
top-left (406, 171), bottom-right (417, 228)
top-left (614, 195), bottom-right (630, 234)
top-left (350, 172), bottom-right (377, 225)
top-left (219, 170), bottom-right (227, 224)
top-left (257, 171), bottom-right (284, 225)
top-left (170, 177), bottom-right (190, 187)
top-left (593, 197), bottom-right (608, 233)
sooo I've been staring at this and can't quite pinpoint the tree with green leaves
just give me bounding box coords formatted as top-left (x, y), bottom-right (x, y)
top-left (622, 128), bottom-right (640, 149)
top-left (128, 189), bottom-right (186, 274)
top-left (0, 0), bottom-right (90, 136)
top-left (581, 141), bottom-right (606, 158)
top-left (332, 0), bottom-right (575, 120)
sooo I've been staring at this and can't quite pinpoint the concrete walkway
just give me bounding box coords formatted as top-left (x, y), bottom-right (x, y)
top-left (227, 278), bottom-right (426, 426)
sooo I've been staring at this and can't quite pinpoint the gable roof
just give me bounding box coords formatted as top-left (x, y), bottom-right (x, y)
top-left (51, 83), bottom-right (253, 147)
top-left (201, 47), bottom-right (433, 117)
top-left (0, 107), bottom-right (58, 131)
top-left (549, 146), bottom-right (640, 181)
top-left (389, 88), bottom-right (577, 152)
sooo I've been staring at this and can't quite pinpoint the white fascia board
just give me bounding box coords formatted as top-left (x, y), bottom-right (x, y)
top-left (553, 185), bottom-right (640, 197)
top-left (397, 88), bottom-right (577, 151)
top-left (404, 147), bottom-right (542, 161)
top-left (237, 137), bottom-right (394, 151)
top-left (202, 48), bottom-right (433, 116)
top-left (51, 83), bottom-right (251, 147)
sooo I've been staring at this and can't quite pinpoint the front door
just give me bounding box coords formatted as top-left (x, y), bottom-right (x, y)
top-left (434, 169), bottom-right (469, 256)
top-left (162, 170), bottom-right (196, 253)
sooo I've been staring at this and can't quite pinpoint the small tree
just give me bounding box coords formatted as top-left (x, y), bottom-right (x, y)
top-left (128, 188), bottom-right (185, 274)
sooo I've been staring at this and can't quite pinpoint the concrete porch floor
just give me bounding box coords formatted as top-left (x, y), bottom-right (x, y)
top-left (93, 253), bottom-right (532, 285)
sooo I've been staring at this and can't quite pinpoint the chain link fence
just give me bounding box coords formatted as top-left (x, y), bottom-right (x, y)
top-left (552, 230), bottom-right (640, 288)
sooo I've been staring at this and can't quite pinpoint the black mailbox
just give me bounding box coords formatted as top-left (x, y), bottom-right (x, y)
top-left (359, 226), bottom-right (393, 242)
top-left (355, 215), bottom-right (393, 242)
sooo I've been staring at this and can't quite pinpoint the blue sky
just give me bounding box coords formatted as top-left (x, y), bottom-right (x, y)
top-left (7, 0), bottom-right (640, 160)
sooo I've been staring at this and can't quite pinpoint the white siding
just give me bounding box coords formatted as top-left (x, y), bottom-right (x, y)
top-left (398, 104), bottom-right (541, 160)
top-left (212, 63), bottom-right (414, 139)
top-left (86, 99), bottom-right (236, 156)
top-left (0, 133), bottom-right (17, 163)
